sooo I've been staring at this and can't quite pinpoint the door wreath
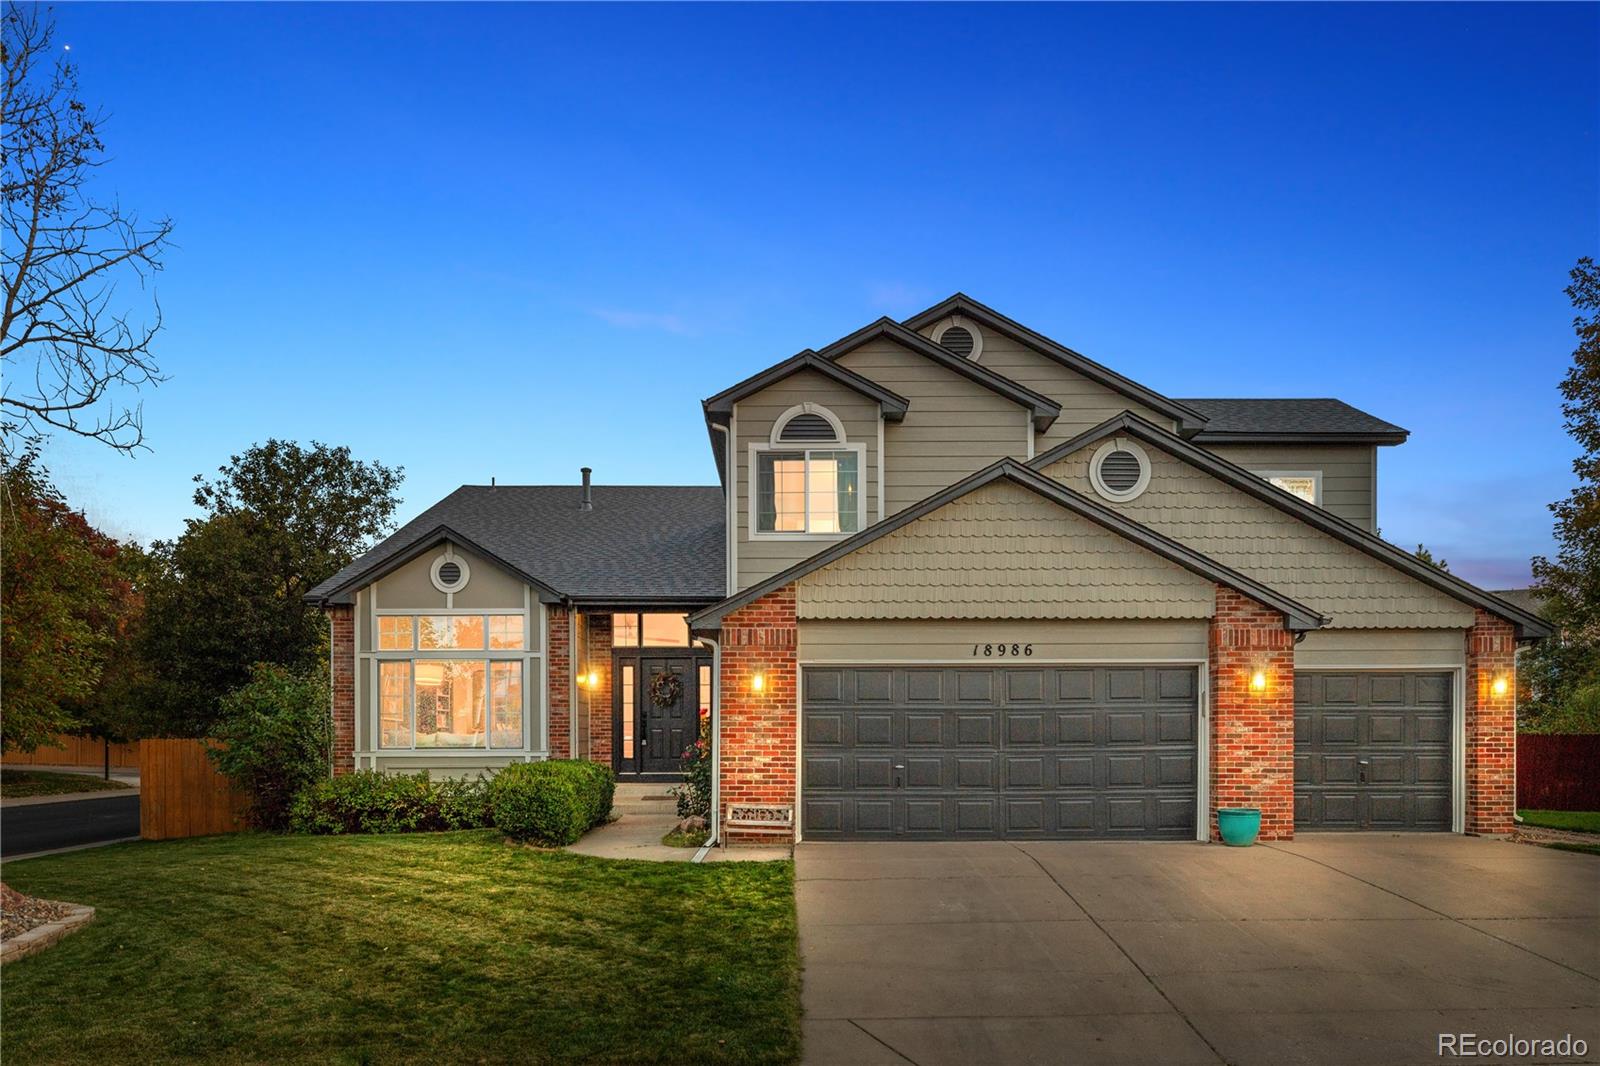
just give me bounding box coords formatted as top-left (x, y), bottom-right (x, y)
top-left (648, 671), bottom-right (683, 709)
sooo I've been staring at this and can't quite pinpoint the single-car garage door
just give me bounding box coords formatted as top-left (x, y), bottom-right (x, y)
top-left (802, 665), bottom-right (1198, 840)
top-left (1294, 672), bottom-right (1453, 831)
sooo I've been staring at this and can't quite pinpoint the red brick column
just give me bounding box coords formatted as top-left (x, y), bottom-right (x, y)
top-left (547, 606), bottom-right (571, 758)
top-left (1466, 609), bottom-right (1517, 834)
top-left (719, 587), bottom-right (798, 844)
top-left (584, 612), bottom-right (614, 765)
top-left (328, 605), bottom-right (355, 775)
top-left (1209, 588), bottom-right (1296, 840)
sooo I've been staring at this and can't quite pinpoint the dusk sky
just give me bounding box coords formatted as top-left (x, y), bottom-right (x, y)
top-left (36, 2), bottom-right (1598, 588)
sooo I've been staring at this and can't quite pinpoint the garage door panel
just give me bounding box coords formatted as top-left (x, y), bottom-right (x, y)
top-left (1296, 671), bottom-right (1452, 832)
top-left (803, 666), bottom-right (1198, 840)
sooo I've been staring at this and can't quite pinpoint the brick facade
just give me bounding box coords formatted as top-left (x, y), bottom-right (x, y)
top-left (1208, 587), bottom-right (1296, 841)
top-left (718, 588), bottom-right (799, 844)
top-left (547, 606), bottom-right (571, 758)
top-left (1465, 609), bottom-right (1517, 834)
top-left (328, 604), bottom-right (356, 775)
top-left (583, 612), bottom-right (614, 765)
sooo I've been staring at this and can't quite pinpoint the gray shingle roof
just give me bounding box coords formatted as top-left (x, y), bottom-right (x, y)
top-left (1178, 399), bottom-right (1408, 442)
top-left (306, 485), bottom-right (725, 605)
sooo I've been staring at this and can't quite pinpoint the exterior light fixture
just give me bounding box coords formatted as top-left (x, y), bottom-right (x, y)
top-left (751, 672), bottom-right (765, 693)
top-left (1491, 676), bottom-right (1509, 698)
top-left (1249, 670), bottom-right (1268, 693)
top-left (580, 670), bottom-right (600, 689)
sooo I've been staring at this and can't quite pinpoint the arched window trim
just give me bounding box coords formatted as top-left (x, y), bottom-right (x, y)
top-left (770, 402), bottom-right (846, 445)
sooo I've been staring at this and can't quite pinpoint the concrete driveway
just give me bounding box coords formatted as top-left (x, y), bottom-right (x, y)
top-left (797, 836), bottom-right (1600, 1066)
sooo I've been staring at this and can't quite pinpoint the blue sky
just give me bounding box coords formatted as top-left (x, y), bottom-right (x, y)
top-left (37, 2), bottom-right (1597, 588)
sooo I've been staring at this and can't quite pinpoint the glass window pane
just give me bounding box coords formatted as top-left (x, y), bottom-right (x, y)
top-left (379, 661), bottom-right (410, 748)
top-left (757, 452), bottom-right (806, 533)
top-left (489, 662), bottom-right (523, 748)
top-left (698, 664), bottom-right (712, 721)
top-left (378, 616), bottom-right (414, 651)
top-left (807, 450), bottom-right (858, 534)
top-left (418, 616), bottom-right (486, 650)
top-left (612, 613), bottom-right (640, 647)
top-left (622, 664), bottom-right (635, 760)
top-left (1269, 475), bottom-right (1318, 503)
top-left (488, 615), bottom-right (523, 649)
top-left (641, 613), bottom-right (690, 647)
top-left (414, 660), bottom-right (485, 747)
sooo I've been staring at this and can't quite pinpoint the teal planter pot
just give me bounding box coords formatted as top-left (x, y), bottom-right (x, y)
top-left (1217, 808), bottom-right (1262, 847)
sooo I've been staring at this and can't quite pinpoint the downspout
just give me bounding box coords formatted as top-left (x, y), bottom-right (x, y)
top-left (327, 606), bottom-right (336, 777)
top-left (694, 634), bottom-right (723, 859)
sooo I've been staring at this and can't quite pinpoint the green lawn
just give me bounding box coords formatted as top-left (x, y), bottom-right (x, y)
top-left (0, 769), bottom-right (132, 797)
top-left (2, 831), bottom-right (800, 1065)
top-left (1519, 809), bottom-right (1600, 834)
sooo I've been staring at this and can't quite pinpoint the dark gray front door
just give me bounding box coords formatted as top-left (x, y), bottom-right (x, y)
top-left (1294, 672), bottom-right (1453, 831)
top-left (639, 657), bottom-right (693, 774)
top-left (802, 666), bottom-right (1198, 840)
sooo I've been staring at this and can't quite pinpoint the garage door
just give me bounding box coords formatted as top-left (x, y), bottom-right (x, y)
top-left (802, 665), bottom-right (1198, 840)
top-left (1294, 672), bottom-right (1452, 831)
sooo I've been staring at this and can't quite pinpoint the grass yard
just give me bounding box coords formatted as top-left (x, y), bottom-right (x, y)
top-left (0, 769), bottom-right (132, 797)
top-left (2, 831), bottom-right (799, 1065)
top-left (1519, 809), bottom-right (1600, 834)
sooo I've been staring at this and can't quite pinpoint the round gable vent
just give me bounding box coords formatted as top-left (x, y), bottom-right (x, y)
top-left (938, 325), bottom-right (975, 357)
top-left (437, 561), bottom-right (462, 585)
top-left (932, 317), bottom-right (983, 359)
top-left (430, 553), bottom-right (471, 594)
top-left (1089, 440), bottom-right (1151, 503)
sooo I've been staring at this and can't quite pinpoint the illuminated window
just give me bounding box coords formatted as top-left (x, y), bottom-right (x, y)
top-left (621, 664), bottom-right (636, 761)
top-left (613, 613), bottom-right (640, 647)
top-left (490, 662), bottom-right (523, 747)
top-left (1255, 471), bottom-right (1321, 505)
top-left (413, 660), bottom-right (487, 747)
top-left (378, 616), bottom-right (413, 651)
top-left (380, 661), bottom-right (410, 747)
top-left (698, 664), bottom-right (712, 720)
top-left (418, 615), bottom-right (486, 650)
top-left (756, 449), bottom-right (860, 534)
top-left (488, 615), bottom-right (523, 649)
top-left (641, 613), bottom-right (690, 647)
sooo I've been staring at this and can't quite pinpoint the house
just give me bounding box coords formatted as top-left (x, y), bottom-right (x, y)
top-left (305, 294), bottom-right (1549, 845)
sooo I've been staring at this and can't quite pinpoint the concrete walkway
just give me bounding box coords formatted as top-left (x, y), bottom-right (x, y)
top-left (564, 783), bottom-right (789, 863)
top-left (797, 835), bottom-right (1600, 1066)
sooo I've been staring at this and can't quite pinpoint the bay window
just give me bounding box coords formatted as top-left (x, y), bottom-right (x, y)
top-left (754, 448), bottom-right (861, 535)
top-left (374, 613), bottom-right (528, 750)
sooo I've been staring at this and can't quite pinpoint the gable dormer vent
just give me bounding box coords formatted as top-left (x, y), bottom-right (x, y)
top-left (1088, 439), bottom-right (1152, 503)
top-left (1099, 450), bottom-right (1143, 492)
top-left (937, 325), bottom-right (975, 357)
top-left (778, 413), bottom-right (839, 443)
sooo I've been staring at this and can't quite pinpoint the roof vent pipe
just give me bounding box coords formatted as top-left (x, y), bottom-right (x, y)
top-left (580, 467), bottom-right (593, 511)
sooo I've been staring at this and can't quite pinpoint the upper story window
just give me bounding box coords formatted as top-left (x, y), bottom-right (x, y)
top-left (754, 405), bottom-right (863, 536)
top-left (1255, 470), bottom-right (1321, 505)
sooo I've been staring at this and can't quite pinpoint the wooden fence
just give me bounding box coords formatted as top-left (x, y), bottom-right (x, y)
top-left (3, 734), bottom-right (140, 769)
top-left (139, 739), bottom-right (248, 841)
top-left (1518, 734), bottom-right (1600, 811)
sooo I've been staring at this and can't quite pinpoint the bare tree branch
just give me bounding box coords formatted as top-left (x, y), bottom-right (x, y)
top-left (1, 3), bottom-right (173, 457)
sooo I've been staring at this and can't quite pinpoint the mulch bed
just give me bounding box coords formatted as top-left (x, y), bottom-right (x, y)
top-left (2, 883), bottom-right (74, 940)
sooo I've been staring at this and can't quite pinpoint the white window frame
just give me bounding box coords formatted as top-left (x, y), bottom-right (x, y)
top-left (747, 441), bottom-right (867, 540)
top-left (1254, 469), bottom-right (1322, 506)
top-left (770, 403), bottom-right (846, 446)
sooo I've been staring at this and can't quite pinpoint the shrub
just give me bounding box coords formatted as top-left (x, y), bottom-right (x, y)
top-left (672, 716), bottom-right (711, 819)
top-left (490, 760), bottom-right (615, 845)
top-left (289, 770), bottom-right (492, 834)
top-left (208, 664), bottom-right (332, 830)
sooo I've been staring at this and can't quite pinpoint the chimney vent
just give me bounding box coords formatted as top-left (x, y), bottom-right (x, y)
top-left (580, 467), bottom-right (593, 511)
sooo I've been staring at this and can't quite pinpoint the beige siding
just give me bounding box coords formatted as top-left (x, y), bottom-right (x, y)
top-left (1042, 444), bottom-right (1475, 629)
top-left (836, 337), bottom-right (1029, 516)
top-left (800, 619), bottom-right (1209, 663)
top-left (372, 543), bottom-right (524, 611)
top-left (797, 480), bottom-right (1215, 621)
top-left (733, 367), bottom-right (881, 591)
top-left (1295, 628), bottom-right (1466, 669)
top-left (917, 319), bottom-right (1178, 447)
top-left (1204, 443), bottom-right (1378, 531)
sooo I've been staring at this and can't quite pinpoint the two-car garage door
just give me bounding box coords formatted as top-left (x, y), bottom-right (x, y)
top-left (802, 665), bottom-right (1199, 840)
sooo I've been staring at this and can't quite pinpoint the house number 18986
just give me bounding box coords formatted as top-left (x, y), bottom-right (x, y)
top-left (973, 643), bottom-right (1034, 657)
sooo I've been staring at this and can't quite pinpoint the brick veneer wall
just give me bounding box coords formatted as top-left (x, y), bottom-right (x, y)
top-left (1465, 609), bottom-right (1517, 834)
top-left (718, 587), bottom-right (799, 844)
top-left (1208, 588), bottom-right (1296, 841)
top-left (329, 605), bottom-right (355, 775)
top-left (583, 612), bottom-right (614, 765)
top-left (547, 606), bottom-right (571, 758)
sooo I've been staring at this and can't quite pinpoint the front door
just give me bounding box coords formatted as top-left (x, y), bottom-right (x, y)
top-left (613, 652), bottom-right (709, 775)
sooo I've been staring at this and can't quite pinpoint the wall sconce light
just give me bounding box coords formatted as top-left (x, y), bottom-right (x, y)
top-left (751, 672), bottom-right (765, 693)
top-left (1491, 675), bottom-right (1509, 698)
top-left (579, 670), bottom-right (600, 689)
top-left (1249, 670), bottom-right (1268, 693)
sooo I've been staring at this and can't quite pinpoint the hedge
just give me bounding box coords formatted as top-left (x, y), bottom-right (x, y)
top-left (490, 760), bottom-right (616, 845)
top-left (289, 770), bottom-right (492, 834)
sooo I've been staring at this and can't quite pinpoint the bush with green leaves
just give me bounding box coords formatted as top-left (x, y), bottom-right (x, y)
top-left (208, 664), bottom-right (332, 830)
top-left (289, 770), bottom-right (492, 834)
top-left (490, 760), bottom-right (615, 845)
top-left (673, 716), bottom-right (711, 819)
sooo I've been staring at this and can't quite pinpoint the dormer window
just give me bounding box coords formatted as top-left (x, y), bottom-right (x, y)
top-left (754, 404), bottom-right (862, 536)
